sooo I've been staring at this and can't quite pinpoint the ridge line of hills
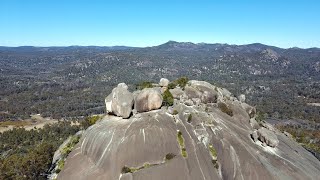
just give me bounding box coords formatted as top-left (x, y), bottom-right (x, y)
top-left (0, 41), bottom-right (319, 50)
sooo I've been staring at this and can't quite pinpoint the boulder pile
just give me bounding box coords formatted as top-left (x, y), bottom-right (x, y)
top-left (58, 78), bottom-right (320, 180)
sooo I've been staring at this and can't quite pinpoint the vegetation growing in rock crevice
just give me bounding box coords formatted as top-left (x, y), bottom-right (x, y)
top-left (218, 102), bottom-right (233, 116)
top-left (168, 77), bottom-right (189, 89)
top-left (187, 114), bottom-right (192, 123)
top-left (177, 131), bottom-right (188, 158)
top-left (162, 89), bottom-right (174, 106)
top-left (209, 144), bottom-right (217, 158)
top-left (121, 153), bottom-right (176, 174)
top-left (165, 153), bottom-right (176, 161)
top-left (172, 110), bottom-right (179, 115)
top-left (208, 144), bottom-right (219, 169)
top-left (61, 135), bottom-right (81, 156)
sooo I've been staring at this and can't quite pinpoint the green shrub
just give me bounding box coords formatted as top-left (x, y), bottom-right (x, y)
top-left (218, 102), bottom-right (233, 116)
top-left (162, 89), bottom-right (174, 106)
top-left (121, 166), bottom-right (132, 174)
top-left (209, 144), bottom-right (217, 158)
top-left (256, 111), bottom-right (265, 122)
top-left (187, 114), bottom-right (192, 123)
top-left (143, 163), bottom-right (151, 168)
top-left (212, 160), bottom-right (219, 169)
top-left (177, 131), bottom-right (188, 158)
top-left (176, 77), bottom-right (188, 88)
top-left (173, 110), bottom-right (179, 115)
top-left (177, 131), bottom-right (184, 147)
top-left (61, 135), bottom-right (81, 156)
top-left (181, 148), bottom-right (187, 157)
top-left (168, 77), bottom-right (189, 89)
top-left (81, 115), bottom-right (101, 129)
top-left (136, 81), bottom-right (154, 90)
top-left (165, 153), bottom-right (176, 160)
top-left (168, 82), bottom-right (177, 89)
top-left (56, 159), bottom-right (65, 172)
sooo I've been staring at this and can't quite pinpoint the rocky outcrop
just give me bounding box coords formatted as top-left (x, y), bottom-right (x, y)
top-left (257, 128), bottom-right (279, 147)
top-left (159, 78), bottom-right (169, 87)
top-left (134, 88), bottom-right (163, 112)
top-left (105, 83), bottom-right (134, 118)
top-left (183, 80), bottom-right (218, 104)
top-left (59, 79), bottom-right (320, 180)
top-left (241, 103), bottom-right (256, 118)
top-left (169, 87), bottom-right (184, 99)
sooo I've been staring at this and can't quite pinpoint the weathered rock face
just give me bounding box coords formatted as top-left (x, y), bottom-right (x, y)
top-left (257, 128), bottom-right (279, 148)
top-left (59, 80), bottom-right (320, 180)
top-left (105, 83), bottom-right (134, 118)
top-left (184, 80), bottom-right (218, 104)
top-left (169, 87), bottom-right (184, 99)
top-left (134, 88), bottom-right (163, 112)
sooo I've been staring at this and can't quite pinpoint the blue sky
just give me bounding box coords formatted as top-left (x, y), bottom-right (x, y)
top-left (0, 0), bottom-right (319, 48)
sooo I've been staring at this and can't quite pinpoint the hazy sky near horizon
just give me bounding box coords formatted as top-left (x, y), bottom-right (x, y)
top-left (1, 0), bottom-right (319, 48)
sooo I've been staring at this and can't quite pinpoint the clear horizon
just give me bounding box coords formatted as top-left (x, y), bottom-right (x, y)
top-left (1, 0), bottom-right (319, 48)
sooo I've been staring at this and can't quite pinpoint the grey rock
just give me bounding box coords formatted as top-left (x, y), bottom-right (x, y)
top-left (159, 78), bottom-right (169, 87)
top-left (284, 131), bottom-right (293, 139)
top-left (184, 99), bottom-right (194, 106)
top-left (184, 80), bottom-right (218, 104)
top-left (169, 88), bottom-right (184, 99)
top-left (251, 130), bottom-right (258, 142)
top-left (260, 121), bottom-right (276, 132)
top-left (192, 98), bottom-right (201, 106)
top-left (241, 103), bottom-right (256, 118)
top-left (238, 94), bottom-right (246, 102)
top-left (249, 118), bottom-right (260, 129)
top-left (184, 86), bottom-right (201, 99)
top-left (105, 83), bottom-right (134, 118)
top-left (167, 106), bottom-right (174, 114)
top-left (134, 88), bottom-right (163, 112)
top-left (120, 173), bottom-right (133, 180)
top-left (257, 127), bottom-right (279, 147)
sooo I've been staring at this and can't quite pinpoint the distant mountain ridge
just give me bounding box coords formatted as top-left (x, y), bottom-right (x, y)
top-left (1, 41), bottom-right (319, 50)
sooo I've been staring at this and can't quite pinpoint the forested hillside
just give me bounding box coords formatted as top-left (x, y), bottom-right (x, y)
top-left (0, 42), bottom-right (319, 121)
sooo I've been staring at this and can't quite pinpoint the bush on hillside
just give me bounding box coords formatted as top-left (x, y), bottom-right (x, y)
top-left (162, 89), bottom-right (174, 106)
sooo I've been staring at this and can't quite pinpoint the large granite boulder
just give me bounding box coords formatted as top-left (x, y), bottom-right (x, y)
top-left (257, 127), bottom-right (279, 147)
top-left (184, 80), bottom-right (218, 104)
top-left (134, 88), bottom-right (163, 112)
top-left (105, 83), bottom-right (134, 118)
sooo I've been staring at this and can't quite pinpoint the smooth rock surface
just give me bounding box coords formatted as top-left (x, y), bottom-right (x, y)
top-left (134, 88), bottom-right (163, 112)
top-left (105, 83), bottom-right (134, 118)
